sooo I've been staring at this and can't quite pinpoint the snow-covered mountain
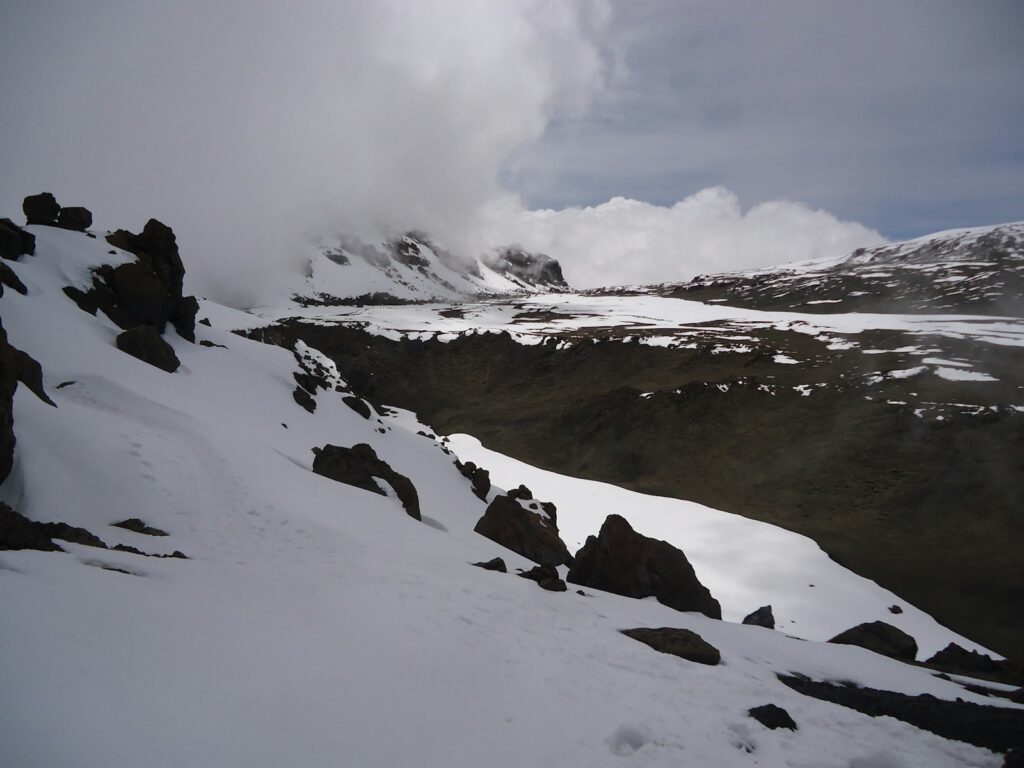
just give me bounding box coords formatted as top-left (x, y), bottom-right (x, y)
top-left (606, 222), bottom-right (1024, 316)
top-left (2, 200), bottom-right (1023, 767)
top-left (293, 232), bottom-right (568, 306)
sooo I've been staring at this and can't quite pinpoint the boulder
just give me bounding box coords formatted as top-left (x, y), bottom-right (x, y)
top-left (115, 326), bottom-right (181, 373)
top-left (111, 518), bottom-right (168, 536)
top-left (0, 262), bottom-right (27, 296)
top-left (748, 704), bottom-right (797, 731)
top-left (56, 206), bottom-right (93, 232)
top-left (567, 514), bottom-right (721, 619)
top-left (456, 460), bottom-right (491, 500)
top-left (828, 621), bottom-right (918, 661)
top-left (742, 605), bottom-right (775, 629)
top-left (925, 643), bottom-right (1020, 684)
top-left (473, 493), bottom-right (570, 566)
top-left (518, 563), bottom-right (568, 592)
top-left (0, 218), bottom-right (35, 260)
top-left (293, 386), bottom-right (316, 413)
top-left (23, 193), bottom-right (60, 225)
top-left (343, 395), bottom-right (372, 419)
top-left (312, 443), bottom-right (420, 520)
top-left (620, 627), bottom-right (721, 666)
top-left (472, 557), bottom-right (507, 573)
top-left (0, 319), bottom-right (55, 483)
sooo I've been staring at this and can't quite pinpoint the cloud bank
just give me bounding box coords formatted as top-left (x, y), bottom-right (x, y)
top-left (477, 188), bottom-right (885, 288)
top-left (1, 0), bottom-right (885, 302)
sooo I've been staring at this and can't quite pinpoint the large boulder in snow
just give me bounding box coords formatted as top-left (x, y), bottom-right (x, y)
top-left (568, 514), bottom-right (721, 619)
top-left (621, 627), bottom-right (721, 666)
top-left (22, 193), bottom-right (60, 226)
top-left (473, 493), bottom-right (571, 566)
top-left (64, 218), bottom-right (198, 341)
top-left (56, 206), bottom-right (93, 232)
top-left (312, 443), bottom-right (421, 521)
top-left (518, 562), bottom-right (567, 592)
top-left (0, 219), bottom-right (35, 260)
top-left (742, 605), bottom-right (775, 629)
top-left (115, 326), bottom-right (181, 373)
top-left (828, 621), bottom-right (918, 661)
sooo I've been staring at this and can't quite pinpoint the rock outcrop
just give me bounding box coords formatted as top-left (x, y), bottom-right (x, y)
top-left (64, 218), bottom-right (198, 342)
top-left (456, 460), bottom-right (491, 500)
top-left (312, 443), bottom-right (421, 520)
top-left (473, 492), bottom-right (570, 566)
top-left (828, 621), bottom-right (918, 661)
top-left (0, 318), bottom-right (55, 484)
top-left (568, 514), bottom-right (721, 619)
top-left (22, 193), bottom-right (60, 226)
top-left (742, 605), bottom-right (775, 629)
top-left (925, 643), bottom-right (1021, 685)
top-left (620, 627), bottom-right (721, 666)
top-left (518, 563), bottom-right (568, 592)
top-left (0, 218), bottom-right (35, 260)
top-left (116, 326), bottom-right (181, 373)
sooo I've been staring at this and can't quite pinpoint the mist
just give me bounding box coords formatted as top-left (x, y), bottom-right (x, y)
top-left (1, 0), bottom-right (888, 303)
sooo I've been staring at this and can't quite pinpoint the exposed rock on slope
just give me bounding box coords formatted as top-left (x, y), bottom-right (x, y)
top-left (473, 491), bottom-right (570, 566)
top-left (829, 621), bottom-right (919, 661)
top-left (568, 514), bottom-right (721, 619)
top-left (620, 627), bottom-right (721, 666)
top-left (312, 443), bottom-right (421, 520)
top-left (115, 326), bottom-right (181, 373)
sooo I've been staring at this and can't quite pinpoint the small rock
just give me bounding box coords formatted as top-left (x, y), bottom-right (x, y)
top-left (472, 557), bottom-right (507, 573)
top-left (115, 326), bottom-right (180, 373)
top-left (748, 704), bottom-right (797, 731)
top-left (518, 563), bottom-right (568, 592)
top-left (293, 387), bottom-right (316, 412)
top-left (56, 206), bottom-right (93, 231)
top-left (620, 627), bottom-right (721, 666)
top-left (342, 395), bottom-right (372, 419)
top-left (889, 604), bottom-right (903, 615)
top-left (508, 484), bottom-right (533, 500)
top-left (111, 518), bottom-right (168, 536)
top-left (23, 193), bottom-right (60, 225)
top-left (742, 605), bottom-right (775, 629)
top-left (828, 621), bottom-right (918, 661)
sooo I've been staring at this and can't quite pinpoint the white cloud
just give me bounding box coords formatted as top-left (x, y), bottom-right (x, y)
top-left (473, 187), bottom-right (885, 288)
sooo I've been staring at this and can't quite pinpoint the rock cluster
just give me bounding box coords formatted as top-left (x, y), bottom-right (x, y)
top-left (568, 514), bottom-right (721, 619)
top-left (312, 443), bottom-right (421, 521)
top-left (456, 460), bottom-right (491, 500)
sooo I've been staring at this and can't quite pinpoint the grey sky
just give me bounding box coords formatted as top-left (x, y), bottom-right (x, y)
top-left (514, 1), bottom-right (1024, 239)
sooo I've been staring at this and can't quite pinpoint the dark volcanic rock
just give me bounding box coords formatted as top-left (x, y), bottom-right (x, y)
top-left (23, 193), bottom-right (60, 225)
top-left (112, 518), bottom-right (168, 537)
top-left (456, 460), bottom-right (491, 500)
top-left (473, 493), bottom-right (570, 566)
top-left (829, 621), bottom-right (918, 661)
top-left (312, 443), bottom-right (421, 520)
top-left (518, 563), bottom-right (568, 592)
top-left (0, 319), bottom-right (56, 483)
top-left (0, 261), bottom-right (28, 295)
top-left (56, 206), bottom-right (93, 232)
top-left (742, 605), bottom-right (775, 629)
top-left (342, 395), bottom-right (372, 419)
top-left (568, 514), bottom-right (721, 619)
top-left (293, 386), bottom-right (316, 413)
top-left (472, 557), bottom-right (507, 573)
top-left (0, 218), bottom-right (35, 260)
top-left (115, 326), bottom-right (180, 373)
top-left (779, 673), bottom-right (1024, 753)
top-left (620, 627), bottom-right (721, 666)
top-left (0, 502), bottom-right (106, 551)
top-left (748, 704), bottom-right (797, 731)
top-left (926, 643), bottom-right (1021, 685)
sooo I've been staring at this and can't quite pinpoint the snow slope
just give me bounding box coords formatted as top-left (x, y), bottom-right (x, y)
top-left (0, 226), bottom-right (1017, 767)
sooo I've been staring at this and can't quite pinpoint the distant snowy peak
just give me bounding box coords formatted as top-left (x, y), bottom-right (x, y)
top-left (295, 232), bottom-right (568, 306)
top-left (619, 221), bottom-right (1024, 316)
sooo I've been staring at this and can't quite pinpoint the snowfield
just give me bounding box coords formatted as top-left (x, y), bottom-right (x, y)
top-left (0, 226), bottom-right (1018, 767)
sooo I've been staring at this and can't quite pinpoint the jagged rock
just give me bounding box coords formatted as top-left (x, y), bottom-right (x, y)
top-left (343, 395), bottom-right (372, 419)
top-left (620, 627), bottom-right (721, 666)
top-left (0, 218), bottom-right (35, 260)
top-left (473, 493), bottom-right (570, 566)
top-left (115, 326), bottom-right (180, 373)
top-left (111, 518), bottom-right (168, 536)
top-left (312, 443), bottom-right (421, 520)
top-left (889, 604), bottom-right (903, 614)
top-left (926, 643), bottom-right (1020, 684)
top-left (488, 247), bottom-right (568, 289)
top-left (567, 514), bottom-right (721, 619)
top-left (23, 193), bottom-right (60, 225)
top-left (0, 502), bottom-right (106, 551)
top-left (748, 704), bottom-right (797, 731)
top-left (828, 621), bottom-right (918, 661)
top-left (742, 605), bottom-right (775, 629)
top-left (62, 218), bottom-right (197, 340)
top-left (456, 460), bottom-right (491, 500)
top-left (293, 387), bottom-right (316, 413)
top-left (472, 557), bottom-right (507, 573)
top-left (508, 484), bottom-right (533, 501)
top-left (56, 206), bottom-right (93, 232)
top-left (518, 563), bottom-right (568, 592)
top-left (0, 318), bottom-right (56, 483)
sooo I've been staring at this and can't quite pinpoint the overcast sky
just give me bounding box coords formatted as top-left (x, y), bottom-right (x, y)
top-left (1, 1), bottom-right (1021, 299)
